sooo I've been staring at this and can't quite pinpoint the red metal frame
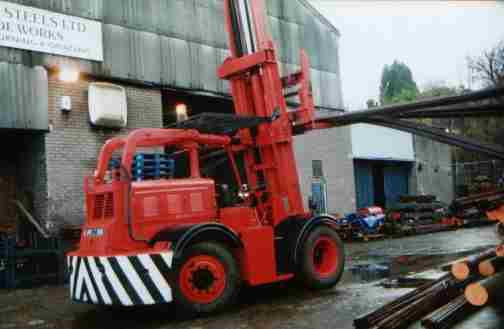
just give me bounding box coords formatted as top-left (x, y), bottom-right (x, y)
top-left (70, 0), bottom-right (330, 303)
top-left (220, 0), bottom-right (317, 226)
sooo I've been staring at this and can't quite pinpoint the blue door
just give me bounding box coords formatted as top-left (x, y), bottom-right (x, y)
top-left (354, 160), bottom-right (374, 209)
top-left (383, 164), bottom-right (411, 207)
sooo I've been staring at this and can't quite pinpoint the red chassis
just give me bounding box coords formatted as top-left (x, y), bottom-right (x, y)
top-left (67, 0), bottom-right (345, 314)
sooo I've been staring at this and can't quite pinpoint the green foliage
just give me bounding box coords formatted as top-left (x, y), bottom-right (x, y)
top-left (380, 60), bottom-right (419, 105)
top-left (389, 88), bottom-right (419, 104)
top-left (418, 84), bottom-right (464, 99)
top-left (366, 99), bottom-right (378, 109)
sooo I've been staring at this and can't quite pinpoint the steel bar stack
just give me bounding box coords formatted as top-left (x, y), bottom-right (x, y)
top-left (353, 245), bottom-right (504, 329)
top-left (420, 296), bottom-right (478, 329)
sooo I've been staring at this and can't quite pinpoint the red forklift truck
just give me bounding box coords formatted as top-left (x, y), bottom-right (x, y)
top-left (67, 0), bottom-right (345, 314)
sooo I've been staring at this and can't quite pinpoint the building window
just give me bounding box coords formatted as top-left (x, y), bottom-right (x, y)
top-left (312, 160), bottom-right (324, 178)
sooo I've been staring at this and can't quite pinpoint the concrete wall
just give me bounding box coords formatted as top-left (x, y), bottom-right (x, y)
top-left (44, 74), bottom-right (163, 226)
top-left (294, 127), bottom-right (356, 215)
top-left (410, 136), bottom-right (454, 204)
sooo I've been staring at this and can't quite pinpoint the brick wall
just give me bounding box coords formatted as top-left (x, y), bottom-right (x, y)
top-left (45, 74), bottom-right (163, 226)
top-left (294, 127), bottom-right (356, 215)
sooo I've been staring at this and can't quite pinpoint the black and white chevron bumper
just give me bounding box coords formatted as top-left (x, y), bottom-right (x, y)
top-left (67, 252), bottom-right (174, 306)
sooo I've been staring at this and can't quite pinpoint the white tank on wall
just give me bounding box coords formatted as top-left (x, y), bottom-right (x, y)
top-left (88, 82), bottom-right (128, 128)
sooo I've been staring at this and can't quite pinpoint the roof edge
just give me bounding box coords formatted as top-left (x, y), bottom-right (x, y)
top-left (298, 0), bottom-right (341, 37)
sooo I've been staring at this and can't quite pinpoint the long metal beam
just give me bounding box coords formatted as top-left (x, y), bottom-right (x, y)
top-left (390, 104), bottom-right (504, 119)
top-left (331, 87), bottom-right (504, 126)
top-left (359, 116), bottom-right (504, 160)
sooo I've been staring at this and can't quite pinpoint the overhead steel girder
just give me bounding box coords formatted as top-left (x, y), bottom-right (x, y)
top-left (331, 87), bottom-right (504, 125)
top-left (391, 104), bottom-right (504, 119)
top-left (360, 116), bottom-right (504, 160)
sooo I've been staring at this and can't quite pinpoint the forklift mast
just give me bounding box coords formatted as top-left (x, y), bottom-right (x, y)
top-left (219, 0), bottom-right (316, 225)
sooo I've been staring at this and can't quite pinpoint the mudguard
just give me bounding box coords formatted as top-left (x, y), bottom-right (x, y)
top-left (274, 215), bottom-right (340, 274)
top-left (293, 215), bottom-right (340, 264)
top-left (150, 223), bottom-right (243, 259)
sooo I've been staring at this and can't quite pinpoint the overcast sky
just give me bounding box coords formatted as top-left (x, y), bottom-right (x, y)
top-left (310, 1), bottom-right (504, 110)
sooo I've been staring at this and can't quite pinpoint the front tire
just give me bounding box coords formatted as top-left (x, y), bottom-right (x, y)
top-left (299, 226), bottom-right (345, 290)
top-left (172, 242), bottom-right (241, 315)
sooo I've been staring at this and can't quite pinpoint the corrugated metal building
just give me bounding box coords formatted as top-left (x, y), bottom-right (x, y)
top-left (0, 0), bottom-right (354, 228)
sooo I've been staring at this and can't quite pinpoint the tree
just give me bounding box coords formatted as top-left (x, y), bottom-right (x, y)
top-left (380, 60), bottom-right (419, 105)
top-left (468, 40), bottom-right (504, 88)
top-left (366, 99), bottom-right (378, 109)
top-left (417, 83), bottom-right (464, 99)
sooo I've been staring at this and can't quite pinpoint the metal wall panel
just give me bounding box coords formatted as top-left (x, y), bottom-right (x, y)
top-left (5, 0), bottom-right (102, 19)
top-left (122, 0), bottom-right (160, 33)
top-left (0, 47), bottom-right (28, 65)
top-left (102, 0), bottom-right (125, 26)
top-left (102, 24), bottom-right (130, 79)
top-left (164, 37), bottom-right (191, 88)
top-left (0, 63), bottom-right (48, 131)
top-left (301, 14), bottom-right (321, 70)
top-left (216, 48), bottom-right (231, 94)
top-left (266, 0), bottom-right (282, 18)
top-left (199, 44), bottom-right (219, 92)
top-left (44, 0), bottom-right (103, 20)
top-left (268, 17), bottom-right (284, 63)
top-left (157, 0), bottom-right (195, 42)
top-left (189, 42), bottom-right (201, 89)
top-left (280, 21), bottom-right (301, 65)
top-left (325, 72), bottom-right (344, 109)
top-left (195, 0), bottom-right (227, 49)
top-left (310, 68), bottom-right (322, 107)
top-left (129, 30), bottom-right (161, 83)
top-left (160, 36), bottom-right (176, 86)
top-left (319, 71), bottom-right (330, 108)
top-left (0, 0), bottom-right (344, 110)
top-left (282, 0), bottom-right (304, 24)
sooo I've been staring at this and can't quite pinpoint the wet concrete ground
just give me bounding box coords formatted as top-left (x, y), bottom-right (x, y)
top-left (1, 226), bottom-right (502, 329)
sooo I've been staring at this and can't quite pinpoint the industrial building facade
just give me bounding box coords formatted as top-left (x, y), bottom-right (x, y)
top-left (0, 0), bottom-right (356, 229)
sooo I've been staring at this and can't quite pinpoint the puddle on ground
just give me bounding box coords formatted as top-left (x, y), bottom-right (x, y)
top-left (344, 245), bottom-right (496, 284)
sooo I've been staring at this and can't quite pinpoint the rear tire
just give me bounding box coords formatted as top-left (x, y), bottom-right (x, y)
top-left (172, 242), bottom-right (241, 315)
top-left (298, 226), bottom-right (345, 290)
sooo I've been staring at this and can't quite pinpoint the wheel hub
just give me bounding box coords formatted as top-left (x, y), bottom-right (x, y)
top-left (180, 255), bottom-right (227, 304)
top-left (311, 236), bottom-right (338, 278)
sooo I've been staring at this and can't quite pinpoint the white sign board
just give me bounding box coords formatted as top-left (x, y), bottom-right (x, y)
top-left (351, 124), bottom-right (415, 162)
top-left (0, 1), bottom-right (103, 61)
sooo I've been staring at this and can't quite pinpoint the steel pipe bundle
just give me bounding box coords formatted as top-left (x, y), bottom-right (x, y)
top-left (450, 249), bottom-right (496, 281)
top-left (421, 296), bottom-right (478, 329)
top-left (355, 246), bottom-right (504, 329)
top-left (478, 257), bottom-right (504, 277)
top-left (353, 274), bottom-right (479, 329)
top-left (465, 271), bottom-right (504, 306)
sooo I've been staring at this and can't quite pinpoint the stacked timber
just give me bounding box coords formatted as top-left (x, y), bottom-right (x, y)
top-left (354, 246), bottom-right (504, 329)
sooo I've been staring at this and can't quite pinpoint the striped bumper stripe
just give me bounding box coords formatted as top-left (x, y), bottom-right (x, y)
top-left (68, 252), bottom-right (174, 306)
